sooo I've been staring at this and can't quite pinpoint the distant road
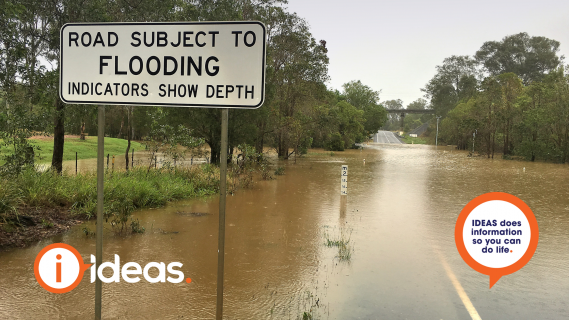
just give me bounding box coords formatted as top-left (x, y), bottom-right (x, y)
top-left (373, 130), bottom-right (403, 144)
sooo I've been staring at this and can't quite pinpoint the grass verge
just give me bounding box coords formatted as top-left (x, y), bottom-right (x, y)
top-left (0, 136), bottom-right (146, 164)
top-left (400, 134), bottom-right (428, 144)
top-left (0, 164), bottom-right (220, 249)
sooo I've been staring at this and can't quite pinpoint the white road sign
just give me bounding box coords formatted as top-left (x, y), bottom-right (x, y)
top-left (59, 22), bottom-right (266, 108)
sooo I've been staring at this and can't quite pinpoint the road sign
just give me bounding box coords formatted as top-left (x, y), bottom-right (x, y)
top-left (341, 165), bottom-right (348, 195)
top-left (61, 21), bottom-right (267, 320)
top-left (59, 22), bottom-right (266, 108)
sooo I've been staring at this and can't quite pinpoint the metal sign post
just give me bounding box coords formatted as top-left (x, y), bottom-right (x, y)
top-left (216, 108), bottom-right (228, 319)
top-left (95, 105), bottom-right (104, 319)
top-left (59, 21), bottom-right (266, 320)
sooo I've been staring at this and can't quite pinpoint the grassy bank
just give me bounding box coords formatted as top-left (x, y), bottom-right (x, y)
top-left (0, 165), bottom-right (220, 248)
top-left (400, 134), bottom-right (428, 144)
top-left (0, 136), bottom-right (146, 164)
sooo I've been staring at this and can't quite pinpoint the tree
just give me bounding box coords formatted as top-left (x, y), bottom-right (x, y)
top-left (475, 32), bottom-right (564, 85)
top-left (407, 98), bottom-right (427, 110)
top-left (320, 101), bottom-right (364, 151)
top-left (439, 98), bottom-right (478, 150)
top-left (496, 73), bottom-right (523, 155)
top-left (342, 80), bottom-right (386, 135)
top-left (334, 101), bottom-right (365, 148)
top-left (33, 0), bottom-right (115, 173)
top-left (343, 80), bottom-right (380, 109)
top-left (427, 34), bottom-right (568, 161)
top-left (422, 55), bottom-right (479, 116)
top-left (542, 68), bottom-right (569, 163)
top-left (513, 81), bottom-right (551, 161)
top-left (382, 99), bottom-right (403, 110)
top-left (0, 0), bottom-right (54, 174)
top-left (265, 10), bottom-right (329, 158)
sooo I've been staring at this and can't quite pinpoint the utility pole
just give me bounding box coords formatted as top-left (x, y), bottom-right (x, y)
top-left (436, 116), bottom-right (442, 146)
top-left (472, 130), bottom-right (477, 153)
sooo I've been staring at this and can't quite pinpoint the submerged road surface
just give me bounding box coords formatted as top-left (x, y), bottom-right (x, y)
top-left (374, 130), bottom-right (403, 144)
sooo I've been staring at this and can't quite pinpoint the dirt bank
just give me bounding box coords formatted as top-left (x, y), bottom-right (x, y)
top-left (0, 207), bottom-right (84, 250)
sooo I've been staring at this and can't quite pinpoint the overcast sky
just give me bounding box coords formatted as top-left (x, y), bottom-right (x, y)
top-left (285, 0), bottom-right (569, 107)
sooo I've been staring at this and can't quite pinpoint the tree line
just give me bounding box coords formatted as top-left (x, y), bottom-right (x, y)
top-left (423, 32), bottom-right (569, 163)
top-left (0, 0), bottom-right (388, 174)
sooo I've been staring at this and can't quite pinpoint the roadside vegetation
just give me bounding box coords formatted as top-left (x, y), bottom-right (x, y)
top-left (379, 33), bottom-right (569, 162)
top-left (0, 142), bottom-right (281, 248)
top-left (422, 33), bottom-right (569, 162)
top-left (0, 165), bottom-right (219, 247)
top-left (400, 135), bottom-right (428, 145)
top-left (324, 230), bottom-right (353, 262)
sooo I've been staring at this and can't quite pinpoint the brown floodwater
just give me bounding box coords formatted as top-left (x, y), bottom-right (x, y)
top-left (1, 144), bottom-right (568, 319)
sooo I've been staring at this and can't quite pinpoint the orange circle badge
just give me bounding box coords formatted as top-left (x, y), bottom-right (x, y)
top-left (455, 192), bottom-right (539, 288)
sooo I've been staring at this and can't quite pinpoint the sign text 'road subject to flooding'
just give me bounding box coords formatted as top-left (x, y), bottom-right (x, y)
top-left (60, 22), bottom-right (266, 108)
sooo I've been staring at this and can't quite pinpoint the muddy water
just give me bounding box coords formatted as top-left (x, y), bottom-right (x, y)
top-left (1, 145), bottom-right (568, 319)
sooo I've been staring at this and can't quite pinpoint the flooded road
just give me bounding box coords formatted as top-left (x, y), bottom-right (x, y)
top-left (1, 144), bottom-right (568, 319)
top-left (373, 130), bottom-right (402, 144)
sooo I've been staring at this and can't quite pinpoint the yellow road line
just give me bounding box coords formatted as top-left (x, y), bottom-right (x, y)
top-left (435, 247), bottom-right (482, 320)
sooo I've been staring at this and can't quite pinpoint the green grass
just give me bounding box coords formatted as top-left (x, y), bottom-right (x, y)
top-left (401, 134), bottom-right (428, 144)
top-left (5, 165), bottom-right (219, 215)
top-left (1, 165), bottom-right (221, 234)
top-left (0, 136), bottom-right (146, 164)
top-left (324, 232), bottom-right (352, 262)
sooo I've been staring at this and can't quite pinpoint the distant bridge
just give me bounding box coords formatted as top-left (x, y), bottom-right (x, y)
top-left (385, 109), bottom-right (436, 114)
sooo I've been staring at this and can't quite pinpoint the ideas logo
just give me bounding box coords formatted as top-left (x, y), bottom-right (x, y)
top-left (34, 243), bottom-right (91, 294)
top-left (34, 243), bottom-right (188, 294)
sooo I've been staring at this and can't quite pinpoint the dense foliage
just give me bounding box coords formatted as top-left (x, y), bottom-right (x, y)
top-left (423, 32), bottom-right (568, 162)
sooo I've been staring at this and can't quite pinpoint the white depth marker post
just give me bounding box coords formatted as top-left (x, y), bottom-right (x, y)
top-left (341, 165), bottom-right (348, 195)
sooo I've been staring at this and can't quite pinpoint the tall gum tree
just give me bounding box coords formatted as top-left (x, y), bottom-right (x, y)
top-left (422, 55), bottom-right (479, 117)
top-left (265, 10), bottom-right (329, 158)
top-left (475, 32), bottom-right (564, 85)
